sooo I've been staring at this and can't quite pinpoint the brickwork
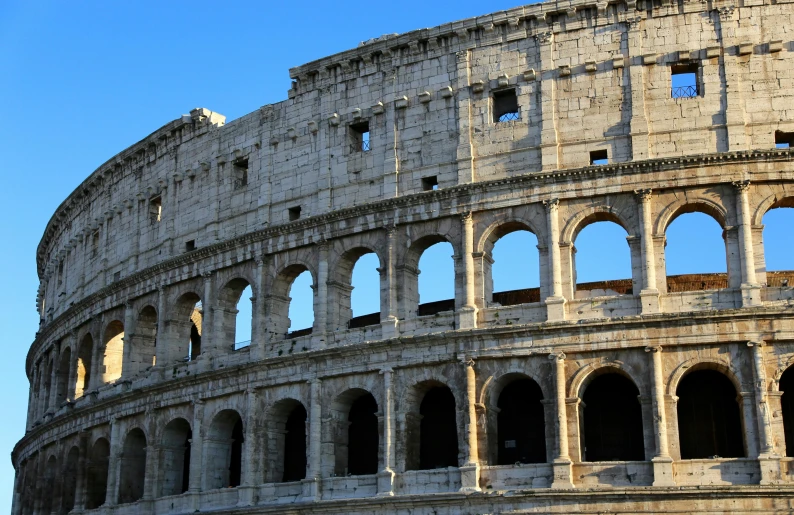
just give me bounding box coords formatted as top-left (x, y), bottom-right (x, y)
top-left (13, 0), bottom-right (794, 514)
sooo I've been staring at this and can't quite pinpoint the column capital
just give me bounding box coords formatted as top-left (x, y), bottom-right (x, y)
top-left (747, 340), bottom-right (766, 348)
top-left (548, 351), bottom-right (566, 361)
top-left (384, 223), bottom-right (397, 236)
top-left (732, 179), bottom-right (751, 192)
top-left (461, 357), bottom-right (475, 368)
top-left (534, 31), bottom-right (553, 45)
top-left (459, 211), bottom-right (473, 223)
top-left (543, 198), bottom-right (560, 211)
top-left (124, 299), bottom-right (134, 309)
top-left (623, 15), bottom-right (643, 30)
top-left (379, 367), bottom-right (394, 375)
top-left (645, 345), bottom-right (663, 353)
top-left (201, 271), bottom-right (213, 280)
top-left (634, 188), bottom-right (652, 202)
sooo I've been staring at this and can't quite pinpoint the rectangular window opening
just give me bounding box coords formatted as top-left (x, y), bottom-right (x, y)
top-left (233, 158), bottom-right (249, 189)
top-left (775, 131), bottom-right (794, 149)
top-left (350, 122), bottom-right (371, 152)
top-left (185, 240), bottom-right (196, 252)
top-left (671, 62), bottom-right (699, 98)
top-left (288, 206), bottom-right (302, 221)
top-left (113, 271), bottom-right (121, 282)
top-left (493, 89), bottom-right (520, 122)
top-left (149, 196), bottom-right (162, 223)
top-left (590, 150), bottom-right (609, 165)
top-left (92, 231), bottom-right (100, 258)
top-left (422, 176), bottom-right (439, 191)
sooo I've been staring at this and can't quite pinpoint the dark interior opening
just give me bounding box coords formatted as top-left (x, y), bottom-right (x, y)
top-left (497, 378), bottom-right (547, 464)
top-left (233, 158), bottom-right (249, 188)
top-left (676, 369), bottom-right (745, 459)
top-left (420, 386), bottom-right (459, 469)
top-left (421, 175), bottom-right (439, 191)
top-left (189, 323), bottom-right (201, 360)
top-left (493, 89), bottom-right (520, 122)
top-left (288, 206), bottom-right (301, 221)
top-left (283, 404), bottom-right (308, 481)
top-left (590, 149), bottom-right (609, 165)
top-left (229, 418), bottom-right (244, 487)
top-left (671, 61), bottom-right (699, 98)
top-left (181, 430), bottom-right (192, 494)
top-left (347, 393), bottom-right (379, 475)
top-left (776, 131), bottom-right (794, 149)
top-left (350, 121), bottom-right (371, 152)
top-left (582, 373), bottom-right (645, 461)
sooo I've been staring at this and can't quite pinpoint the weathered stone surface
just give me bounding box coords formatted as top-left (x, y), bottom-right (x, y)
top-left (13, 0), bottom-right (794, 513)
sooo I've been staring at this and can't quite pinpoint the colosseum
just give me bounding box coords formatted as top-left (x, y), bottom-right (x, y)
top-left (12, 0), bottom-right (794, 513)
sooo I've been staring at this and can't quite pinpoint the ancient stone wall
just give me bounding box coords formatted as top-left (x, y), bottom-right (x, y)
top-left (14, 0), bottom-right (794, 513)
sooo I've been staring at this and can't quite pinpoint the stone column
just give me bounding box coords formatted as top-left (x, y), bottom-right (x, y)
top-left (457, 213), bottom-right (477, 330)
top-left (543, 199), bottom-right (566, 321)
top-left (121, 301), bottom-right (135, 379)
top-left (377, 367), bottom-right (396, 496)
top-left (625, 15), bottom-right (651, 160)
top-left (47, 347), bottom-right (60, 414)
top-left (380, 226), bottom-right (399, 338)
top-left (202, 271), bottom-right (216, 355)
top-left (250, 255), bottom-right (266, 360)
top-left (313, 242), bottom-right (329, 348)
top-left (26, 366), bottom-right (38, 429)
top-left (238, 389), bottom-right (258, 506)
top-left (549, 352), bottom-right (574, 488)
top-left (72, 431), bottom-right (90, 512)
top-left (734, 181), bottom-right (761, 306)
top-left (302, 378), bottom-right (322, 500)
top-left (645, 346), bottom-right (674, 486)
top-left (748, 342), bottom-right (781, 484)
top-left (105, 418), bottom-right (121, 506)
top-left (636, 190), bottom-right (660, 313)
top-left (155, 285), bottom-right (167, 366)
top-left (188, 399), bottom-right (204, 510)
top-left (459, 358), bottom-right (481, 492)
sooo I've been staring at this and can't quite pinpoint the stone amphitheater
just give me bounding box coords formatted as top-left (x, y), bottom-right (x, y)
top-left (12, 0), bottom-right (794, 513)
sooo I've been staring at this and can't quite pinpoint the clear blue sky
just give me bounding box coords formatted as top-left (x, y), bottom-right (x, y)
top-left (1, 1), bottom-right (793, 512)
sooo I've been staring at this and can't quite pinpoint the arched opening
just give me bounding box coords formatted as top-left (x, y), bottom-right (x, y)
top-left (168, 292), bottom-right (202, 362)
top-left (761, 202), bottom-right (794, 285)
top-left (411, 238), bottom-right (455, 316)
top-left (780, 366), bottom-right (794, 457)
top-left (330, 389), bottom-right (379, 476)
top-left (40, 359), bottom-right (53, 415)
top-left (160, 418), bottom-right (192, 497)
top-left (132, 306), bottom-right (157, 372)
top-left (573, 218), bottom-right (634, 297)
top-left (217, 278), bottom-right (252, 351)
top-left (283, 403), bottom-right (308, 482)
top-left (75, 334), bottom-right (93, 398)
top-left (496, 377), bottom-right (546, 465)
top-left (665, 210), bottom-right (728, 292)
top-left (86, 438), bottom-right (109, 509)
top-left (347, 251), bottom-right (381, 329)
top-left (205, 410), bottom-right (244, 490)
top-left (418, 385), bottom-right (459, 470)
top-left (488, 228), bottom-right (541, 306)
top-left (581, 372), bottom-right (645, 461)
top-left (102, 320), bottom-right (124, 383)
top-left (270, 265), bottom-right (314, 340)
top-left (118, 428), bottom-right (147, 504)
top-left (62, 446), bottom-right (79, 512)
top-left (676, 369), bottom-right (745, 459)
top-left (55, 347), bottom-right (71, 404)
top-left (41, 456), bottom-right (57, 515)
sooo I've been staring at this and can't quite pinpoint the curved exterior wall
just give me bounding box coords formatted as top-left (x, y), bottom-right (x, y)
top-left (13, 0), bottom-right (794, 513)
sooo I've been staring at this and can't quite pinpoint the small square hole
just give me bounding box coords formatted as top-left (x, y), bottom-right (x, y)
top-left (590, 150), bottom-right (609, 165)
top-left (775, 131), bottom-right (794, 149)
top-left (113, 271), bottom-right (121, 282)
top-left (288, 206), bottom-right (302, 221)
top-left (185, 240), bottom-right (196, 252)
top-left (422, 176), bottom-right (439, 191)
top-left (350, 122), bottom-right (370, 152)
top-left (493, 89), bottom-right (520, 122)
top-left (233, 158), bottom-right (249, 189)
top-left (671, 62), bottom-right (699, 98)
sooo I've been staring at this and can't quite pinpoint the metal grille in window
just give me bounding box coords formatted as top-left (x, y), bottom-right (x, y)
top-left (672, 85), bottom-right (698, 99)
top-left (498, 111), bottom-right (520, 122)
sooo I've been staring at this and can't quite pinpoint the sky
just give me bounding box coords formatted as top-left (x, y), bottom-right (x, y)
top-left (1, 1), bottom-right (793, 512)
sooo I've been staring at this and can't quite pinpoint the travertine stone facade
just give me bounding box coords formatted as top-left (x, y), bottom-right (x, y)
top-left (13, 0), bottom-right (794, 513)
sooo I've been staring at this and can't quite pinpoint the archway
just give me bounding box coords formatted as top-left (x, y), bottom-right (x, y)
top-left (283, 403), bottom-right (307, 481)
top-left (347, 251), bottom-right (381, 329)
top-left (412, 239), bottom-right (456, 316)
top-left (62, 446), bottom-right (79, 512)
top-left (217, 278), bottom-right (252, 351)
top-left (780, 366), bottom-right (794, 457)
top-left (102, 320), bottom-right (124, 383)
top-left (41, 456), bottom-right (56, 514)
top-left (573, 218), bottom-right (634, 296)
top-left (486, 225), bottom-right (541, 306)
top-left (761, 203), bottom-right (794, 285)
top-left (55, 347), bottom-right (71, 404)
top-left (270, 264), bottom-right (314, 339)
top-left (118, 428), bottom-right (147, 504)
top-left (132, 306), bottom-right (157, 372)
top-left (418, 385), bottom-right (459, 470)
top-left (168, 292), bottom-right (202, 363)
top-left (160, 418), bottom-right (191, 497)
top-left (496, 377), bottom-right (546, 464)
top-left (205, 410), bottom-right (244, 489)
top-left (75, 334), bottom-right (93, 398)
top-left (330, 389), bottom-right (379, 476)
top-left (86, 438), bottom-right (109, 509)
top-left (676, 369), bottom-right (745, 459)
top-left (665, 210), bottom-right (728, 292)
top-left (580, 372), bottom-right (645, 461)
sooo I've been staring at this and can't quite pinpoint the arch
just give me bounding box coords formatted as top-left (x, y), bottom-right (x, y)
top-left (580, 372), bottom-right (645, 461)
top-left (216, 277), bottom-right (252, 351)
top-left (86, 437), bottom-right (109, 509)
top-left (676, 368), bottom-right (745, 459)
top-left (572, 217), bottom-right (633, 291)
top-left (159, 418), bottom-right (192, 497)
top-left (494, 374), bottom-right (546, 465)
top-left (205, 409), bottom-right (244, 490)
top-left (62, 446), bottom-right (80, 512)
top-left (168, 292), bottom-right (202, 363)
top-left (75, 333), bottom-right (93, 398)
top-left (55, 347), bottom-right (71, 404)
top-left (264, 398), bottom-right (307, 483)
top-left (271, 264), bottom-right (315, 339)
top-left (102, 320), bottom-right (124, 383)
top-left (131, 305), bottom-right (157, 373)
top-left (118, 428), bottom-right (147, 504)
top-left (477, 218), bottom-right (545, 253)
top-left (330, 388), bottom-right (379, 476)
top-left (664, 209), bottom-right (728, 291)
top-left (760, 200), bottom-right (794, 276)
top-left (568, 361), bottom-right (635, 399)
top-left (404, 381), bottom-right (459, 470)
top-left (561, 208), bottom-right (632, 246)
top-left (40, 455), bottom-right (57, 515)
top-left (666, 357), bottom-right (742, 396)
top-left (752, 193), bottom-right (794, 226)
top-left (779, 365), bottom-right (794, 457)
top-left (402, 235), bottom-right (456, 317)
top-left (40, 358), bottom-right (53, 415)
top-left (331, 246), bottom-right (383, 329)
top-left (655, 199), bottom-right (728, 236)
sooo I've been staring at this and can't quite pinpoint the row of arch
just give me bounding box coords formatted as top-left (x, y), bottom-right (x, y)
top-left (20, 361), bottom-right (794, 513)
